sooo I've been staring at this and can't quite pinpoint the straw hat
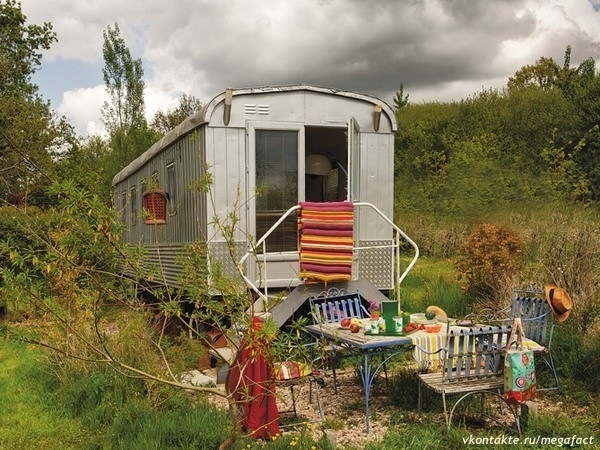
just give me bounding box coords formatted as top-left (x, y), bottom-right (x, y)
top-left (544, 283), bottom-right (573, 322)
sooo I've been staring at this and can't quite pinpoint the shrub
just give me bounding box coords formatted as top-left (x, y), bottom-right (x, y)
top-left (456, 222), bottom-right (523, 299)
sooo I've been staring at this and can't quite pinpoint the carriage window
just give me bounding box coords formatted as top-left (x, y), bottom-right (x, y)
top-left (166, 162), bottom-right (177, 215)
top-left (121, 191), bottom-right (127, 223)
top-left (255, 130), bottom-right (298, 252)
top-left (130, 186), bottom-right (137, 226)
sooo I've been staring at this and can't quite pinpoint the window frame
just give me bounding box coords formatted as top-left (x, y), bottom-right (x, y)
top-left (129, 186), bottom-right (137, 226)
top-left (166, 162), bottom-right (177, 216)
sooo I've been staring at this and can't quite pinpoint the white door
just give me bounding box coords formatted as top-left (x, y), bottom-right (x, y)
top-left (347, 117), bottom-right (361, 274)
top-left (247, 122), bottom-right (305, 288)
top-left (347, 117), bottom-right (360, 202)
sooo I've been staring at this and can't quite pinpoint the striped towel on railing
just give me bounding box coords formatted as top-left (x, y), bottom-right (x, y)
top-left (299, 201), bottom-right (354, 282)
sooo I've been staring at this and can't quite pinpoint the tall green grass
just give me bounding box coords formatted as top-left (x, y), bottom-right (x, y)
top-left (400, 256), bottom-right (470, 318)
top-left (0, 337), bottom-right (236, 449)
top-left (0, 340), bottom-right (92, 449)
top-left (48, 365), bottom-right (233, 449)
top-left (105, 397), bottom-right (232, 450)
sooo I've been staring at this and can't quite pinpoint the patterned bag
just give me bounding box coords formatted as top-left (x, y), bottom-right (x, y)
top-left (504, 318), bottom-right (537, 404)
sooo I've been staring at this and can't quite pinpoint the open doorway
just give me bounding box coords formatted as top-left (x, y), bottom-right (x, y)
top-left (304, 126), bottom-right (348, 202)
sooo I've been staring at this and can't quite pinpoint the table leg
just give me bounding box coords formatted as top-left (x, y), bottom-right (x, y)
top-left (358, 352), bottom-right (374, 433)
top-left (357, 346), bottom-right (413, 433)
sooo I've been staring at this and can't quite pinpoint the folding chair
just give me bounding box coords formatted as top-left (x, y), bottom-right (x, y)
top-left (273, 341), bottom-right (325, 425)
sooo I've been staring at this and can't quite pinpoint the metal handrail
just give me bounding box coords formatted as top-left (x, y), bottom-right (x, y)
top-left (238, 202), bottom-right (419, 305)
top-left (238, 204), bottom-right (301, 303)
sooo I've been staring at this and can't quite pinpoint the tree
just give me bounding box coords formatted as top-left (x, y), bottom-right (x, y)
top-left (507, 56), bottom-right (560, 90)
top-left (556, 45), bottom-right (597, 99)
top-left (393, 83), bottom-right (409, 111)
top-left (101, 22), bottom-right (146, 134)
top-left (55, 135), bottom-right (112, 197)
top-left (0, 177), bottom-right (312, 447)
top-left (150, 94), bottom-right (203, 135)
top-left (0, 0), bottom-right (54, 96)
top-left (508, 46), bottom-right (597, 98)
top-left (100, 23), bottom-right (159, 190)
top-left (0, 0), bottom-right (69, 206)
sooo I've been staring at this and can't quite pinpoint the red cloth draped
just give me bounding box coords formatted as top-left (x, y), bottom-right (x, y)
top-left (227, 317), bottom-right (280, 439)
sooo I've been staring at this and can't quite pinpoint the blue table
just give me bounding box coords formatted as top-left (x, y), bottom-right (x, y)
top-left (306, 322), bottom-right (414, 433)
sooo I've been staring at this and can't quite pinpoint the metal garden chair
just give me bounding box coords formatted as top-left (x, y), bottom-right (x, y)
top-left (308, 287), bottom-right (388, 392)
top-left (417, 324), bottom-right (521, 435)
top-left (504, 287), bottom-right (560, 390)
top-left (273, 341), bottom-right (325, 425)
top-left (465, 285), bottom-right (561, 391)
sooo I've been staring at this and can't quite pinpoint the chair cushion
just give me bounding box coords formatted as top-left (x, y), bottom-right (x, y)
top-left (274, 361), bottom-right (313, 380)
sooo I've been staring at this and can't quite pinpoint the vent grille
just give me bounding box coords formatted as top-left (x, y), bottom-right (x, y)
top-left (244, 104), bottom-right (270, 115)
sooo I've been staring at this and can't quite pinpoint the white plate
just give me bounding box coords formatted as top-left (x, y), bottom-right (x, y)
top-left (411, 313), bottom-right (437, 325)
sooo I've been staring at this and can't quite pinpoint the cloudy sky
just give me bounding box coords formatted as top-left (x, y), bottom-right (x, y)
top-left (20, 0), bottom-right (600, 137)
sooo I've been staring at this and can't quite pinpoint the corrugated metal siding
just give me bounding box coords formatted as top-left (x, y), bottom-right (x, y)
top-left (112, 108), bottom-right (208, 185)
top-left (175, 128), bottom-right (206, 243)
top-left (142, 244), bottom-right (187, 287)
top-left (112, 125), bottom-right (207, 283)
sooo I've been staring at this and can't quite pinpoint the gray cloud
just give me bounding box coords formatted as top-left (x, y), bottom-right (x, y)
top-left (21, 0), bottom-right (600, 135)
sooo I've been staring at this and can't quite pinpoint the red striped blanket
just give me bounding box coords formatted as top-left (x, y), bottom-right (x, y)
top-left (298, 201), bottom-right (354, 282)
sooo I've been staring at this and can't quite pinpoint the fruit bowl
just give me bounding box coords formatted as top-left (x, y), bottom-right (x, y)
top-left (424, 323), bottom-right (443, 333)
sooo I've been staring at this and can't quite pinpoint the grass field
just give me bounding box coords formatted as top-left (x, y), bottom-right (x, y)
top-left (0, 341), bottom-right (93, 450)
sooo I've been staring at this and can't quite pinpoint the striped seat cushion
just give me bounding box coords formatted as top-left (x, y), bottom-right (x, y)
top-left (274, 360), bottom-right (313, 381)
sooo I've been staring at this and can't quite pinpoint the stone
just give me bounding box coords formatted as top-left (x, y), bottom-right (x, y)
top-left (179, 369), bottom-right (216, 387)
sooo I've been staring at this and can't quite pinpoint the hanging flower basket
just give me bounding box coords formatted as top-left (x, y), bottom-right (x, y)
top-left (142, 189), bottom-right (168, 225)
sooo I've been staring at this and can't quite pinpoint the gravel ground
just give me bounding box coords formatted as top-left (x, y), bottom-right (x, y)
top-left (207, 368), bottom-right (414, 448)
top-left (205, 365), bottom-right (585, 448)
top-left (275, 369), bottom-right (393, 447)
top-left (207, 366), bottom-right (556, 448)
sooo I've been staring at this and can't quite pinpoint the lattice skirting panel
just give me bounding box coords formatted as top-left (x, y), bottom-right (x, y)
top-left (208, 241), bottom-right (246, 290)
top-left (356, 240), bottom-right (394, 290)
